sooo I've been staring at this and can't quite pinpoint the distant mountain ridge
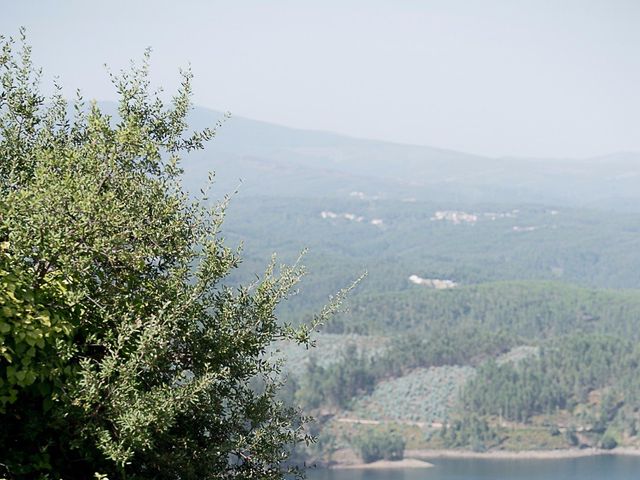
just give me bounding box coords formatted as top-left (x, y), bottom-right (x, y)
top-left (190, 106), bottom-right (640, 210)
top-left (96, 102), bottom-right (640, 210)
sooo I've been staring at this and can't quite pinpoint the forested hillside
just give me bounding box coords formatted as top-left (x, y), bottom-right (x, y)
top-left (222, 197), bottom-right (640, 295)
top-left (95, 104), bottom-right (640, 461)
top-left (216, 196), bottom-right (640, 460)
top-left (169, 109), bottom-right (640, 462)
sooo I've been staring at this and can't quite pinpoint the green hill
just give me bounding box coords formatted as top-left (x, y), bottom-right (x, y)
top-left (98, 103), bottom-right (640, 456)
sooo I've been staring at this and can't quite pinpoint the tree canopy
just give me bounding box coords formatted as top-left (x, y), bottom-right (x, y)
top-left (0, 31), bottom-right (330, 479)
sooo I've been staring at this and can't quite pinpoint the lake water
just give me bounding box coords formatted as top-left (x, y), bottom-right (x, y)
top-left (307, 456), bottom-right (640, 480)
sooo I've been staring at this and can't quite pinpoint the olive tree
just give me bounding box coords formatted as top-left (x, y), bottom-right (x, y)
top-left (0, 31), bottom-right (336, 479)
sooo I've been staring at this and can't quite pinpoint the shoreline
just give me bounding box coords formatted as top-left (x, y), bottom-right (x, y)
top-left (324, 447), bottom-right (640, 469)
top-left (331, 458), bottom-right (434, 470)
top-left (406, 447), bottom-right (640, 460)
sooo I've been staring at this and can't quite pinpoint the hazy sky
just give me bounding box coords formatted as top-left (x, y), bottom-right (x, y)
top-left (2, 0), bottom-right (639, 158)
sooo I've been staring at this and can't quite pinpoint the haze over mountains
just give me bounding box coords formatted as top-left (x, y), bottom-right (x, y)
top-left (179, 106), bottom-right (640, 211)
top-left (170, 104), bottom-right (640, 295)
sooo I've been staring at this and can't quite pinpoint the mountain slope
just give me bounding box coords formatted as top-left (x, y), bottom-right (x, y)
top-left (178, 106), bottom-right (640, 210)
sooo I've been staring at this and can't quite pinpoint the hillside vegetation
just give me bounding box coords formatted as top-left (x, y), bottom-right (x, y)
top-left (168, 108), bottom-right (640, 463)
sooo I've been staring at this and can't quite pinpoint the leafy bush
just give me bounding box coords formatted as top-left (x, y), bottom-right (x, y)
top-left (352, 426), bottom-right (406, 463)
top-left (351, 365), bottom-right (474, 423)
top-left (0, 243), bottom-right (77, 410)
top-left (600, 434), bottom-right (618, 450)
top-left (565, 427), bottom-right (579, 446)
top-left (0, 31), bottom-right (330, 479)
top-left (440, 415), bottom-right (502, 451)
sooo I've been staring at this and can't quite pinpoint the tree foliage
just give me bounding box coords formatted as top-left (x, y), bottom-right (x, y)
top-left (461, 334), bottom-right (636, 422)
top-left (0, 31), bottom-right (330, 479)
top-left (296, 345), bottom-right (375, 410)
top-left (440, 415), bottom-right (502, 452)
top-left (351, 426), bottom-right (405, 463)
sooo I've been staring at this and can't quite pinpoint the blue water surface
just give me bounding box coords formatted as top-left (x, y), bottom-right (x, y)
top-left (307, 456), bottom-right (640, 480)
